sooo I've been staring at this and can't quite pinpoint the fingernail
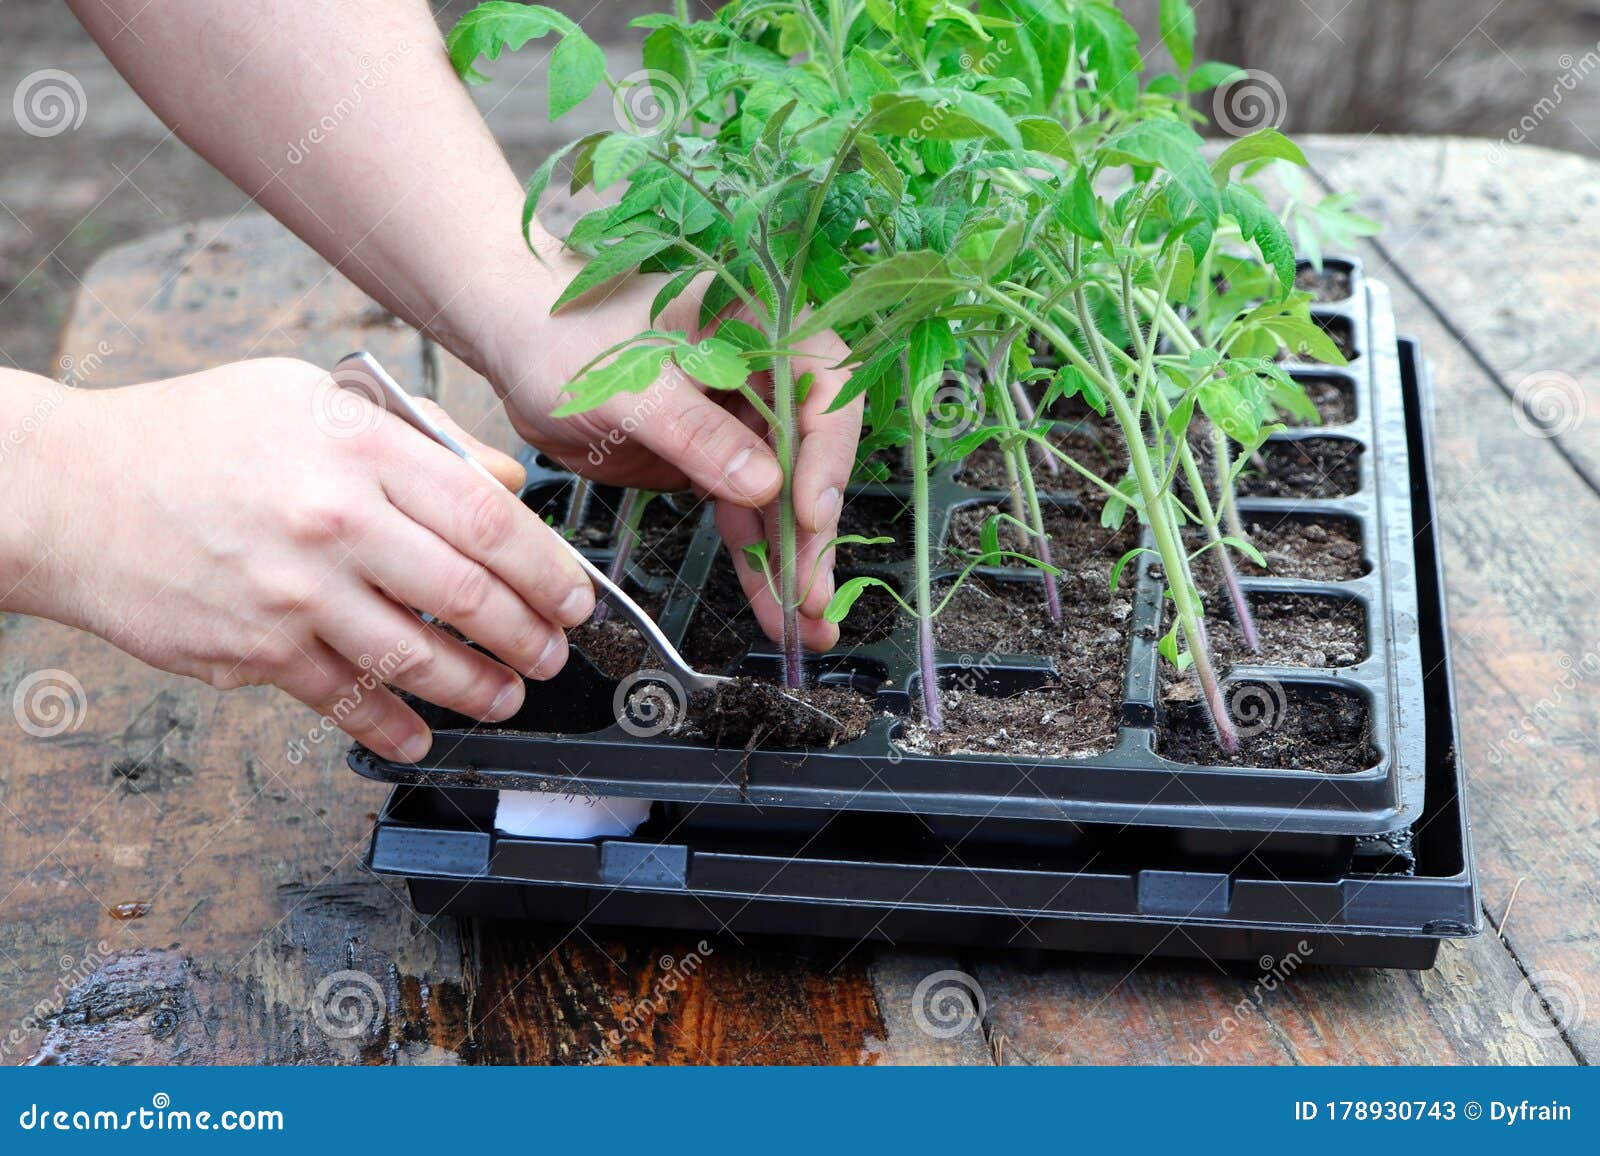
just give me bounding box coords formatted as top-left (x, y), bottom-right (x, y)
top-left (532, 632), bottom-right (565, 677)
top-left (487, 679), bottom-right (524, 722)
top-left (399, 730), bottom-right (433, 763)
top-left (557, 586), bottom-right (594, 625)
top-left (812, 487), bottom-right (841, 531)
top-left (724, 447), bottom-right (780, 499)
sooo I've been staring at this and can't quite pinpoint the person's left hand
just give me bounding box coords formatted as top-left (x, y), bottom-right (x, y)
top-left (483, 263), bottom-right (862, 654)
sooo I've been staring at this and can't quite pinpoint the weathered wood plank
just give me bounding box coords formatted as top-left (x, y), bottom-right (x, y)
top-left (1, 214), bottom-right (458, 1064)
top-left (1306, 136), bottom-right (1600, 1063)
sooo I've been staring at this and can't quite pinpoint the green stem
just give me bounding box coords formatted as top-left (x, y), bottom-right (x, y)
top-left (908, 368), bottom-right (942, 731)
top-left (772, 325), bottom-right (803, 689)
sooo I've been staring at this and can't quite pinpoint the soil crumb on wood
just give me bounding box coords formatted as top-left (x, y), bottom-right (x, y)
top-left (1238, 438), bottom-right (1363, 499)
top-left (1235, 517), bottom-right (1367, 581)
top-left (1296, 265), bottom-right (1354, 303)
top-left (687, 679), bottom-right (874, 749)
top-left (1160, 683), bottom-right (1378, 773)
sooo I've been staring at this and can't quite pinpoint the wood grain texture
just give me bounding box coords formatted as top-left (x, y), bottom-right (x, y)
top-left (1305, 135), bottom-right (1600, 1063)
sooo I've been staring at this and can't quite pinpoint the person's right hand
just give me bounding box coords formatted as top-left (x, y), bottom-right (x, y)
top-left (25, 358), bottom-right (595, 763)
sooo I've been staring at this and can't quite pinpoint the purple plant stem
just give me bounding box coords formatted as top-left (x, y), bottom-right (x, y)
top-left (1008, 379), bottom-right (1060, 476)
top-left (918, 612), bottom-right (942, 731)
top-left (591, 489), bottom-right (643, 626)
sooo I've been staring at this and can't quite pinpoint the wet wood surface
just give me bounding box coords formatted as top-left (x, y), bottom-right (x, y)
top-left (1, 138), bottom-right (1593, 1065)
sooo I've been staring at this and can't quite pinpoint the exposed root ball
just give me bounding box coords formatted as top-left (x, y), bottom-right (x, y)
top-left (687, 679), bottom-right (874, 749)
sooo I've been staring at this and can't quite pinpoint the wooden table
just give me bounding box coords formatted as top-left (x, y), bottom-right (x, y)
top-left (3, 136), bottom-right (1595, 1066)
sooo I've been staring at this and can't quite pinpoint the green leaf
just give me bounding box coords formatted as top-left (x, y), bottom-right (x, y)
top-left (1210, 129), bottom-right (1307, 185)
top-left (446, 3), bottom-right (605, 120)
top-left (552, 232), bottom-right (675, 311)
top-left (1188, 61), bottom-right (1245, 92)
top-left (673, 337), bottom-right (750, 393)
top-left (827, 340), bottom-right (906, 415)
top-left (1073, 2), bottom-right (1141, 110)
top-left (1110, 547), bottom-right (1157, 593)
top-left (552, 342), bottom-right (668, 417)
top-left (952, 218), bottom-right (1023, 278)
top-left (1198, 376), bottom-right (1264, 445)
top-left (649, 267), bottom-right (698, 323)
top-left (825, 575), bottom-right (898, 624)
top-left (591, 133), bottom-right (650, 191)
top-left (1016, 116), bottom-right (1076, 161)
top-left (1104, 120), bottom-right (1219, 222)
top-left (1218, 535), bottom-right (1267, 570)
top-left (792, 251), bottom-right (963, 340)
top-left (1159, 0), bottom-right (1197, 73)
top-left (549, 31), bottom-right (607, 119)
top-left (855, 137), bottom-right (905, 204)
top-left (1055, 166), bottom-right (1103, 240)
top-left (1264, 316), bottom-right (1349, 366)
top-left (864, 90), bottom-right (1023, 148)
top-left (641, 24), bottom-right (693, 96)
top-left (1223, 185), bottom-right (1297, 296)
top-left (520, 133), bottom-right (605, 250)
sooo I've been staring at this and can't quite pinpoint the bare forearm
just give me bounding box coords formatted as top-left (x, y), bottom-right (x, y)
top-left (69, 0), bottom-right (547, 378)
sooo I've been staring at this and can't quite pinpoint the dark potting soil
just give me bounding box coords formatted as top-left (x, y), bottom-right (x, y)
top-left (1206, 592), bottom-right (1368, 670)
top-left (1288, 375), bottom-right (1357, 426)
top-left (836, 493), bottom-right (914, 566)
top-left (1236, 517), bottom-right (1367, 582)
top-left (854, 449), bottom-right (914, 486)
top-left (1237, 438), bottom-right (1363, 499)
top-left (628, 494), bottom-right (704, 576)
top-left (955, 423), bottom-right (1121, 506)
top-left (895, 506), bottom-right (1136, 758)
top-left (678, 564), bottom-right (759, 673)
top-left (1159, 683), bottom-right (1378, 773)
top-left (944, 499), bottom-right (1103, 560)
top-left (567, 592), bottom-right (666, 679)
top-left (1295, 265), bottom-right (1354, 303)
top-left (687, 679), bottom-right (875, 749)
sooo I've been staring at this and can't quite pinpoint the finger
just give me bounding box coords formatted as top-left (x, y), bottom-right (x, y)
top-left (620, 360), bottom-right (783, 507)
top-left (416, 397), bottom-right (526, 491)
top-left (316, 585), bottom-right (533, 725)
top-left (276, 639), bottom-right (433, 764)
top-left (716, 501), bottom-right (841, 654)
top-left (376, 430), bottom-right (596, 628)
top-left (357, 510), bottom-right (568, 679)
top-left (791, 329), bottom-right (862, 535)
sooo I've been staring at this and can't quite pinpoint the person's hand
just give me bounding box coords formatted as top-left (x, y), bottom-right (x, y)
top-left (28, 358), bottom-right (596, 763)
top-left (484, 263), bottom-right (863, 653)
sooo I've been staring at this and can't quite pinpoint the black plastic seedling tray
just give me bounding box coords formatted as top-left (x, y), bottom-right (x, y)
top-left (363, 439), bottom-right (1474, 970)
top-left (352, 258), bottom-right (1440, 862)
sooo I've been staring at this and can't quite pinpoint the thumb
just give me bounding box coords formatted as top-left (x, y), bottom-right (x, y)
top-left (623, 366), bottom-right (781, 507)
top-left (416, 397), bottom-right (526, 492)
